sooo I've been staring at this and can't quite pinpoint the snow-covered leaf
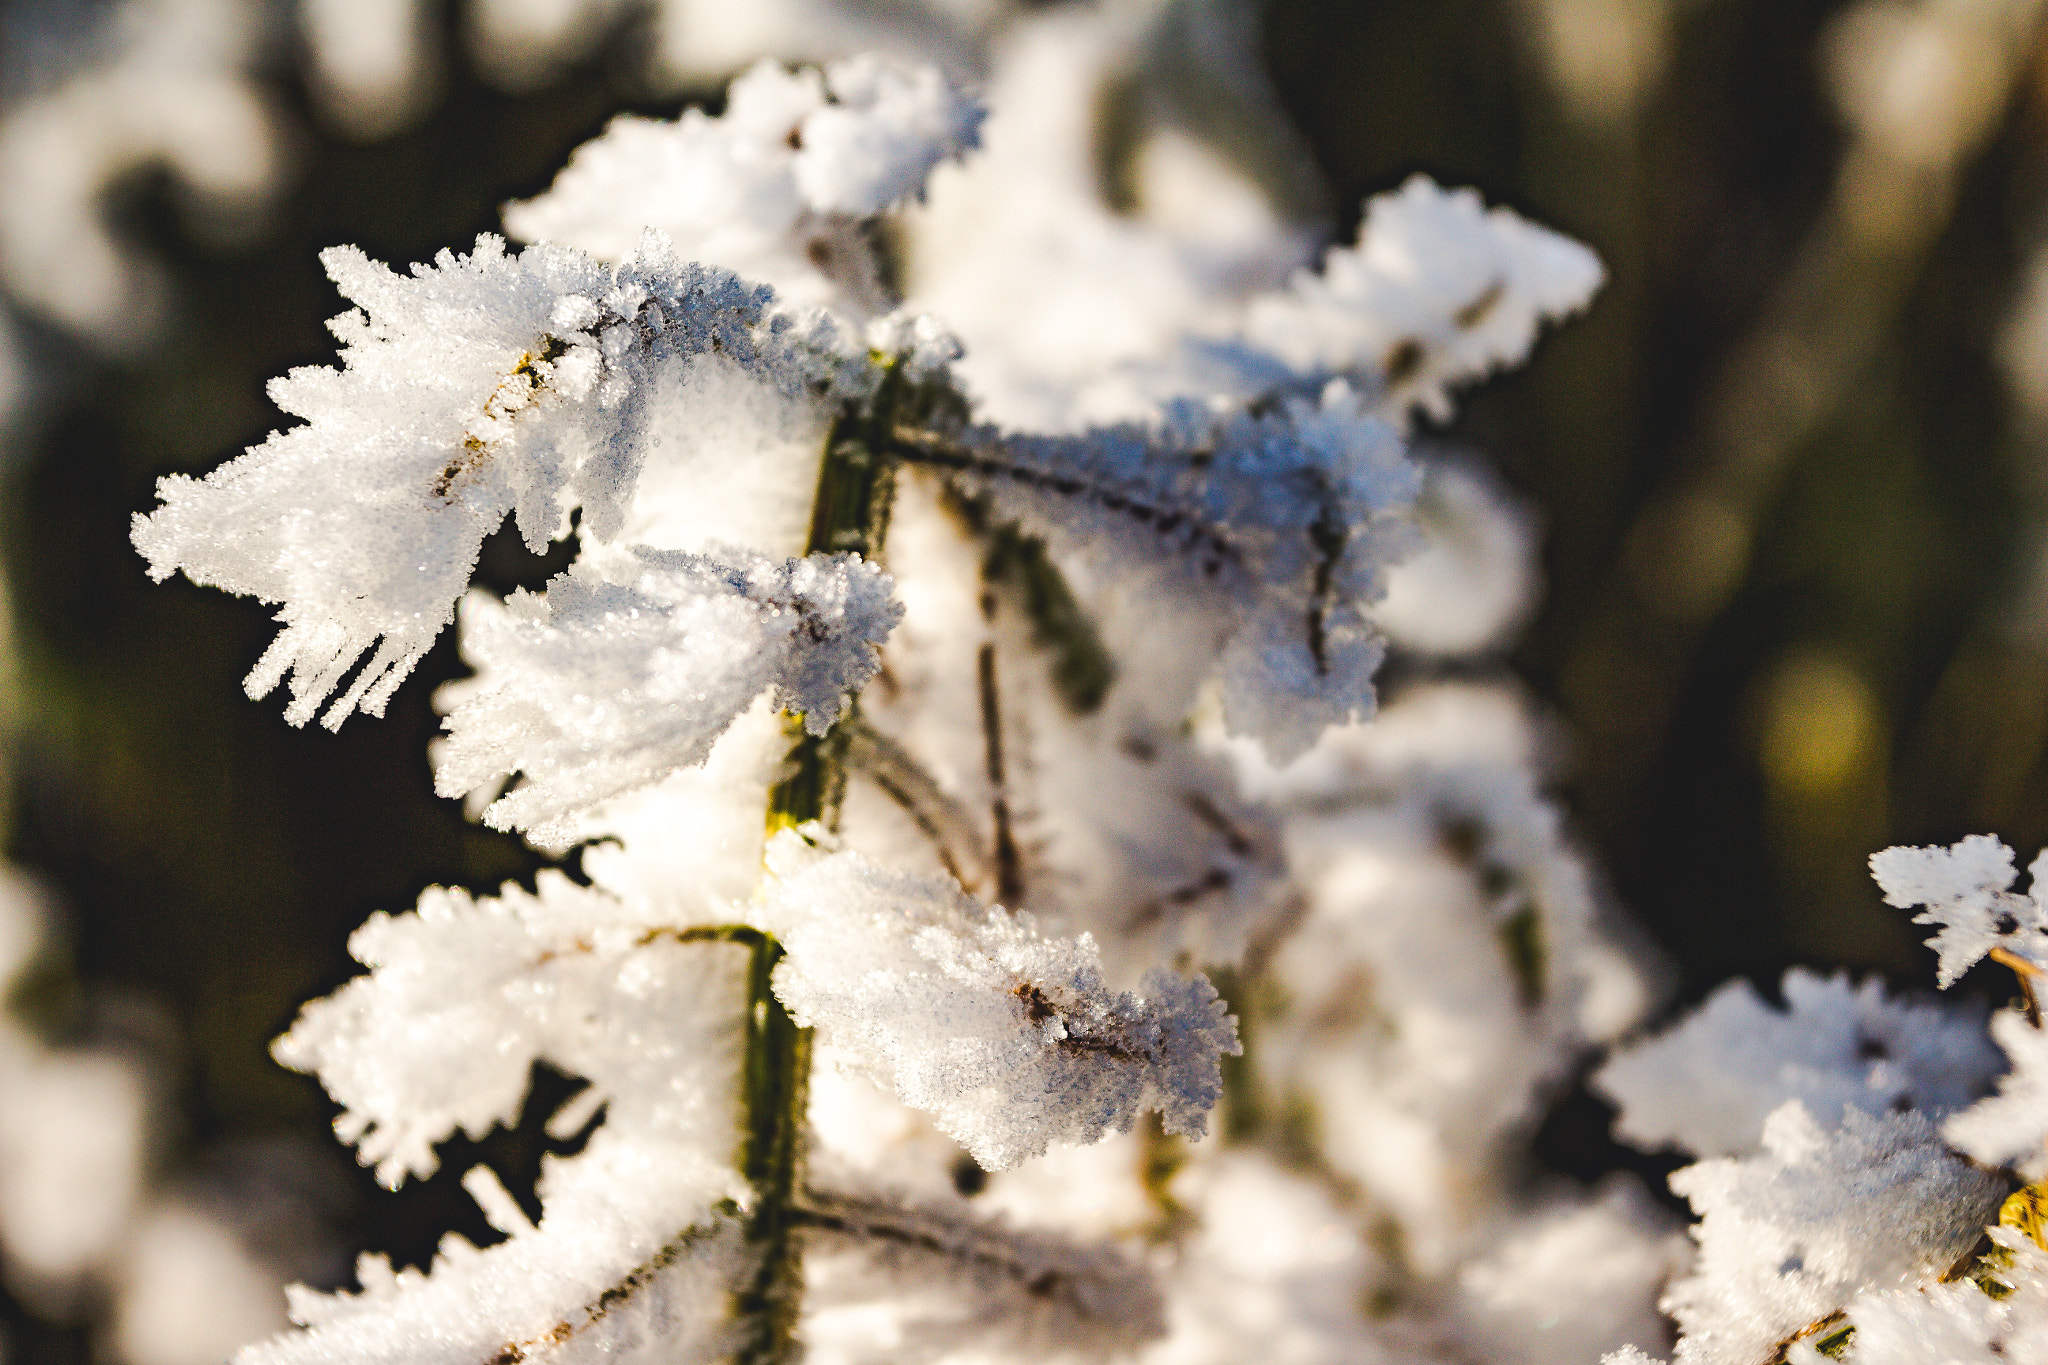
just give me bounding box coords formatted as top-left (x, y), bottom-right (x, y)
top-left (1870, 834), bottom-right (2048, 987)
top-left (1660, 1102), bottom-right (2004, 1365)
top-left (1596, 969), bottom-right (2000, 1159)
top-left (755, 831), bottom-right (1239, 1170)
top-left (132, 232), bottom-right (862, 730)
top-left (273, 871), bottom-right (748, 1186)
top-left (435, 545), bottom-right (899, 845)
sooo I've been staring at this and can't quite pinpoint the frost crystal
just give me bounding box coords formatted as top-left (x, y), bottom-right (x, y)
top-left (756, 832), bottom-right (1241, 1170)
top-left (1825, 1229), bottom-right (2048, 1365)
top-left (942, 380), bottom-right (1420, 758)
top-left (1661, 1102), bottom-right (2005, 1365)
top-left (1596, 969), bottom-right (2001, 1159)
top-left (1869, 833), bottom-right (2048, 985)
top-left (1943, 1007), bottom-right (2048, 1178)
top-left (505, 57), bottom-right (980, 318)
top-left (1240, 175), bottom-right (1606, 423)
top-left (259, 1160), bottom-right (752, 1365)
top-left (132, 232), bottom-right (860, 729)
top-left (273, 871), bottom-right (748, 1186)
top-left (435, 546), bottom-right (899, 845)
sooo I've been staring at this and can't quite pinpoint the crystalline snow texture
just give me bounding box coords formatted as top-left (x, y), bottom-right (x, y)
top-left (249, 852), bottom-right (765, 1365)
top-left (1661, 1102), bottom-right (2005, 1365)
top-left (756, 833), bottom-right (1240, 1170)
top-left (132, 233), bottom-right (838, 730)
top-left (1596, 969), bottom-right (2001, 1159)
top-left (1827, 1232), bottom-right (2048, 1365)
top-left (436, 546), bottom-right (900, 844)
top-left (1869, 834), bottom-right (2048, 986)
top-left (273, 870), bottom-right (748, 1187)
top-left (252, 1153), bottom-right (752, 1365)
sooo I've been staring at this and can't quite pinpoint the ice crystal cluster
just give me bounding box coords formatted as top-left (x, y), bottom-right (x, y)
top-left (132, 36), bottom-right (2048, 1365)
top-left (1588, 831), bottom-right (2048, 1365)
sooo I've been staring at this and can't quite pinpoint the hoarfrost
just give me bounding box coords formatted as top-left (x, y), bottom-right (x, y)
top-left (1827, 1229), bottom-right (2048, 1365)
top-left (755, 831), bottom-right (1240, 1170)
top-left (435, 546), bottom-right (899, 845)
top-left (1869, 833), bottom-right (2048, 985)
top-left (272, 871), bottom-right (749, 1187)
top-left (256, 1153), bottom-right (751, 1365)
top-left (1660, 1102), bottom-right (2005, 1365)
top-left (948, 380), bottom-right (1420, 758)
top-left (1943, 1006), bottom-right (2048, 1178)
top-left (1596, 969), bottom-right (2001, 1159)
top-left (131, 233), bottom-right (854, 730)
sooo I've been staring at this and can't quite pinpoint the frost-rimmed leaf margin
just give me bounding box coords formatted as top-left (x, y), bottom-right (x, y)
top-left (131, 230), bottom-right (874, 731)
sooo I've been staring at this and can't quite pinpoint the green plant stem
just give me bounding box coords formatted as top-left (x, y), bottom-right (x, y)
top-left (731, 366), bottom-right (901, 1365)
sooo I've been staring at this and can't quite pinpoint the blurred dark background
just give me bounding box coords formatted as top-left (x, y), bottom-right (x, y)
top-left (5, 0), bottom-right (2048, 1355)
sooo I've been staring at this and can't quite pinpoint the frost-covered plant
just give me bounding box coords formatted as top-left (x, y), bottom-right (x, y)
top-left (132, 48), bottom-right (1689, 1365)
top-left (1591, 834), bottom-right (2048, 1365)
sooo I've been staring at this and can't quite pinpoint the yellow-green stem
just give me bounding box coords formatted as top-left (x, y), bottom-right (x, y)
top-left (732, 367), bottom-right (901, 1365)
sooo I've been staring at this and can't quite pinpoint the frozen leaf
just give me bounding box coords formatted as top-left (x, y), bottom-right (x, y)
top-left (755, 831), bottom-right (1240, 1170)
top-left (272, 871), bottom-right (749, 1187)
top-left (434, 545), bottom-right (899, 845)
top-left (133, 232), bottom-right (861, 730)
top-left (1596, 970), bottom-right (2001, 1159)
top-left (257, 1140), bottom-right (751, 1365)
top-left (1870, 834), bottom-right (2048, 986)
top-left (1661, 1102), bottom-right (2005, 1365)
top-left (936, 380), bottom-right (1420, 758)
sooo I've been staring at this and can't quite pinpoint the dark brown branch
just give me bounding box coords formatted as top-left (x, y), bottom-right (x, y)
top-left (840, 717), bottom-right (991, 890)
top-left (884, 424), bottom-right (1242, 579)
